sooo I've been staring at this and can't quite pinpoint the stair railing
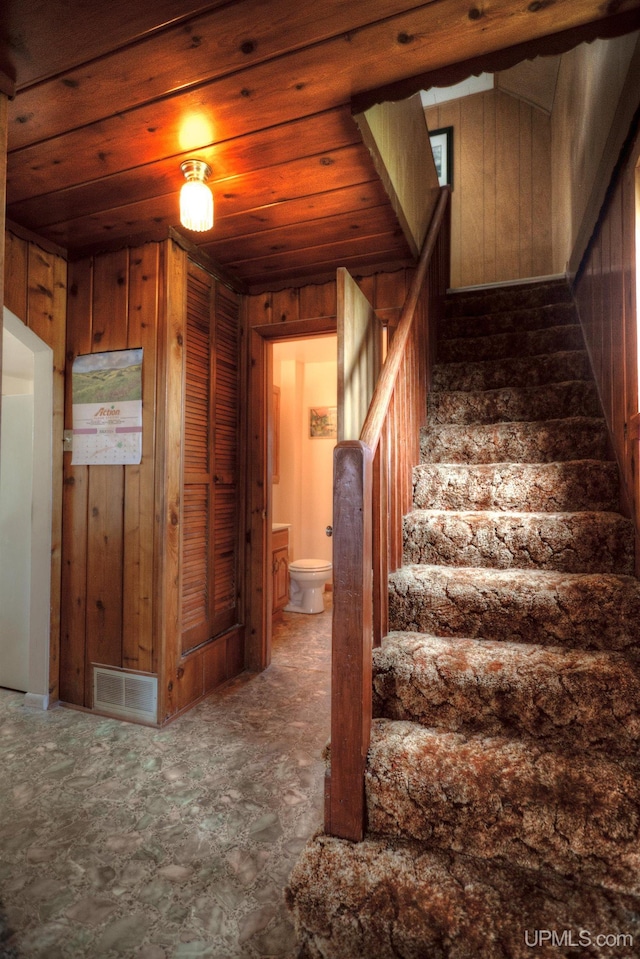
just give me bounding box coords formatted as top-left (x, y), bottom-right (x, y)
top-left (326, 186), bottom-right (451, 841)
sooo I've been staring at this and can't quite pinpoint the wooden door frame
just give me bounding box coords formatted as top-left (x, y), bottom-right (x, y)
top-left (246, 316), bottom-right (337, 673)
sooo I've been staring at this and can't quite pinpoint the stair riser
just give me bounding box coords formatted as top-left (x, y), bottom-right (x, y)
top-left (428, 381), bottom-right (600, 426)
top-left (442, 302), bottom-right (577, 340)
top-left (439, 325), bottom-right (584, 363)
top-left (366, 721), bottom-right (640, 894)
top-left (287, 835), bottom-right (640, 959)
top-left (372, 634), bottom-right (640, 756)
top-left (403, 511), bottom-right (635, 574)
top-left (433, 351), bottom-right (591, 392)
top-left (446, 281), bottom-right (573, 317)
top-left (388, 566), bottom-right (640, 651)
top-left (413, 461), bottom-right (620, 513)
top-left (420, 419), bottom-right (610, 465)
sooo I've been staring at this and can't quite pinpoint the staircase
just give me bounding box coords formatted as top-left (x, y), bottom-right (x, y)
top-left (286, 279), bottom-right (640, 958)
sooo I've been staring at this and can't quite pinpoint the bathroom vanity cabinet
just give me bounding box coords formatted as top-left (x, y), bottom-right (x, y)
top-left (272, 526), bottom-right (290, 618)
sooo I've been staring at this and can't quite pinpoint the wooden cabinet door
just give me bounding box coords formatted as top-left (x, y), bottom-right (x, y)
top-left (181, 263), bottom-right (240, 655)
top-left (272, 529), bottom-right (289, 615)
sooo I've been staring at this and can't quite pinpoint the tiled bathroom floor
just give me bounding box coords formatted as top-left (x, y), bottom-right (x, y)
top-left (0, 601), bottom-right (331, 959)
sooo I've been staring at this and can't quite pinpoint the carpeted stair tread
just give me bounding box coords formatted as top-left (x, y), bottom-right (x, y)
top-left (420, 417), bottom-right (609, 464)
top-left (441, 301), bottom-right (577, 340)
top-left (372, 632), bottom-right (640, 755)
top-left (286, 833), bottom-right (640, 959)
top-left (388, 564), bottom-right (640, 651)
top-left (365, 719), bottom-right (640, 893)
top-left (433, 349), bottom-right (592, 392)
top-left (445, 280), bottom-right (573, 317)
top-left (438, 324), bottom-right (584, 363)
top-left (403, 509), bottom-right (635, 574)
top-left (412, 460), bottom-right (619, 513)
top-left (428, 379), bottom-right (599, 425)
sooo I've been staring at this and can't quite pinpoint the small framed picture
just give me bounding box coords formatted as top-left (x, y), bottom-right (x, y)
top-left (309, 406), bottom-right (337, 438)
top-left (429, 126), bottom-right (453, 188)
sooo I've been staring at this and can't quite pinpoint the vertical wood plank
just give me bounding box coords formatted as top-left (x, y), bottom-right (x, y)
top-left (271, 288), bottom-right (299, 325)
top-left (460, 94), bottom-right (484, 286)
top-left (60, 259), bottom-right (92, 705)
top-left (437, 101), bottom-right (461, 288)
top-left (124, 244), bottom-right (160, 673)
top-left (531, 107), bottom-right (552, 278)
top-left (327, 442), bottom-right (372, 841)
top-left (496, 92), bottom-right (520, 280)
top-left (85, 251), bottom-right (129, 702)
top-left (519, 101), bottom-right (533, 279)
top-left (3, 231), bottom-right (28, 319)
top-left (157, 239), bottom-right (186, 721)
top-left (483, 90), bottom-right (497, 284)
top-left (299, 280), bottom-right (336, 320)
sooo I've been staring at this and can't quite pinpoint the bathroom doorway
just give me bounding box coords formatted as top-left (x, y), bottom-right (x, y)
top-left (0, 308), bottom-right (53, 707)
top-left (271, 335), bottom-right (337, 576)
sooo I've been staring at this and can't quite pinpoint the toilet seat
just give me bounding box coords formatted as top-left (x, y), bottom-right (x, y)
top-left (288, 558), bottom-right (332, 574)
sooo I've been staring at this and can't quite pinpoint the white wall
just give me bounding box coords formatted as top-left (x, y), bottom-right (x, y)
top-left (0, 393), bottom-right (33, 691)
top-left (0, 310), bottom-right (53, 706)
top-left (273, 336), bottom-right (336, 570)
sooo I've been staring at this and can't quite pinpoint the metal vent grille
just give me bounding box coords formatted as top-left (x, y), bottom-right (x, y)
top-left (93, 666), bottom-right (158, 724)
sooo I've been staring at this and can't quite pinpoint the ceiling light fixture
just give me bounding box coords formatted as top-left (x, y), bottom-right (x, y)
top-left (180, 159), bottom-right (214, 232)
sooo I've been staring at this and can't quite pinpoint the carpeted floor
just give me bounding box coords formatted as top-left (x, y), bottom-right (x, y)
top-left (0, 600), bottom-right (331, 959)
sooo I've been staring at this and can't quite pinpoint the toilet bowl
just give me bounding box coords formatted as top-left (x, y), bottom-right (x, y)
top-left (284, 558), bottom-right (333, 614)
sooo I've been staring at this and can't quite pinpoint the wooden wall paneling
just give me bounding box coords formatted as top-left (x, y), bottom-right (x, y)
top-left (609, 180), bottom-right (626, 458)
top-left (298, 281), bottom-right (336, 320)
top-left (622, 154), bottom-right (640, 540)
top-left (496, 92), bottom-right (521, 281)
top-left (374, 269), bottom-right (408, 312)
top-left (246, 325), bottom-right (270, 671)
top-left (483, 91), bottom-right (497, 285)
top-left (84, 251), bottom-right (129, 703)
top-left (601, 212), bottom-right (614, 427)
top-left (211, 285), bottom-right (242, 637)
top-left (60, 259), bottom-right (93, 705)
top-left (431, 101), bottom-right (462, 289)
top-left (518, 101), bottom-right (534, 279)
top-left (158, 239), bottom-right (187, 722)
top-left (123, 243), bottom-right (160, 673)
top-left (4, 231), bottom-right (28, 319)
top-left (271, 288), bottom-right (300, 325)
top-left (592, 233), bottom-right (604, 392)
top-left (25, 242), bottom-right (67, 703)
top-left (531, 107), bottom-right (552, 278)
top-left (460, 95), bottom-right (485, 287)
top-left (246, 292), bottom-right (272, 328)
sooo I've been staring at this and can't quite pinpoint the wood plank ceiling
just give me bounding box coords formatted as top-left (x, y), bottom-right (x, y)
top-left (1, 0), bottom-right (639, 292)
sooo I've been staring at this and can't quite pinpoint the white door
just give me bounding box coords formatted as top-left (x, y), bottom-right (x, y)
top-left (0, 310), bottom-right (53, 703)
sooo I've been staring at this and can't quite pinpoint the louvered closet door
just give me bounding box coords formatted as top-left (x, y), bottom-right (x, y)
top-left (181, 263), bottom-right (240, 654)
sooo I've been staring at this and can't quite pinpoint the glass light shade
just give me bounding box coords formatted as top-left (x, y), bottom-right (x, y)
top-left (180, 178), bottom-right (214, 232)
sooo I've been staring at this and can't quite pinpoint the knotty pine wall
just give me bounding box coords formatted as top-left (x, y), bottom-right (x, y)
top-left (61, 244), bottom-right (162, 708)
top-left (4, 227), bottom-right (67, 704)
top-left (425, 89), bottom-right (552, 289)
top-left (573, 124), bottom-right (640, 562)
top-left (59, 240), bottom-right (246, 723)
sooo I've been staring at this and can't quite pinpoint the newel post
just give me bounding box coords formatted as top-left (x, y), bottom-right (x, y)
top-left (326, 440), bottom-right (373, 841)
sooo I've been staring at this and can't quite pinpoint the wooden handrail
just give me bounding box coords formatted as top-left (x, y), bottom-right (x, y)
top-left (326, 186), bottom-right (450, 842)
top-left (360, 186), bottom-right (451, 453)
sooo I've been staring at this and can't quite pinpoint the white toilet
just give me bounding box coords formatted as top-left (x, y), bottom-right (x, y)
top-left (284, 558), bottom-right (333, 614)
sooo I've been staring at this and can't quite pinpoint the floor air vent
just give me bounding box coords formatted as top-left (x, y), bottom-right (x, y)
top-left (93, 666), bottom-right (158, 724)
